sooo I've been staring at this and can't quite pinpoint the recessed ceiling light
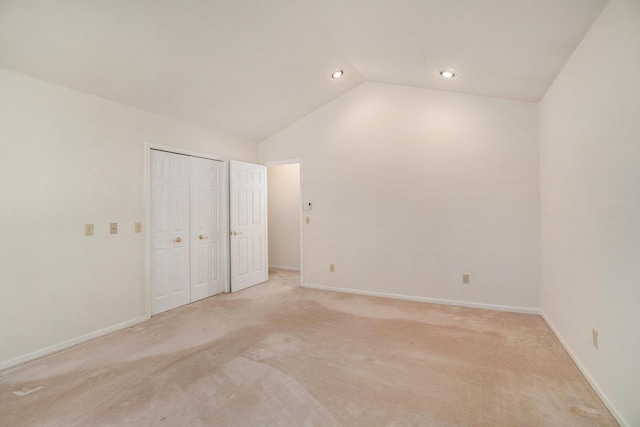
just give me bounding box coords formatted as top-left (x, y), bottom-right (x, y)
top-left (440, 70), bottom-right (456, 79)
top-left (331, 69), bottom-right (344, 79)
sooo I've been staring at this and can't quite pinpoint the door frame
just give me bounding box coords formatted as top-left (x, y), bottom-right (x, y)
top-left (264, 159), bottom-right (304, 287)
top-left (144, 142), bottom-right (230, 318)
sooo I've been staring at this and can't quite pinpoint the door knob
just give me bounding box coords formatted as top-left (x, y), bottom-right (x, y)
top-left (231, 231), bottom-right (243, 236)
top-left (199, 234), bottom-right (209, 240)
top-left (174, 237), bottom-right (182, 243)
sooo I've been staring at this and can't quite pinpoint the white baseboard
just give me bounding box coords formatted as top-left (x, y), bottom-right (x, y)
top-left (302, 283), bottom-right (541, 315)
top-left (540, 312), bottom-right (627, 427)
top-left (269, 265), bottom-right (301, 272)
top-left (0, 315), bottom-right (149, 372)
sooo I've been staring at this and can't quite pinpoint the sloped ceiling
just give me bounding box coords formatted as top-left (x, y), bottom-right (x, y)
top-left (0, 0), bottom-right (608, 142)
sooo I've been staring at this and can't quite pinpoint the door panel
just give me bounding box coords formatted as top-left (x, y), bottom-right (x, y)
top-left (150, 150), bottom-right (190, 315)
top-left (251, 236), bottom-right (263, 273)
top-left (230, 160), bottom-right (267, 292)
top-left (190, 156), bottom-right (225, 301)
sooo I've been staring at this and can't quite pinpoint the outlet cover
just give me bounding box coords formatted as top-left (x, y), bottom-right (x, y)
top-left (110, 223), bottom-right (118, 234)
top-left (134, 222), bottom-right (142, 233)
top-left (329, 264), bottom-right (335, 272)
top-left (85, 224), bottom-right (94, 236)
top-left (463, 274), bottom-right (470, 284)
top-left (305, 216), bottom-right (310, 224)
top-left (592, 328), bottom-right (598, 349)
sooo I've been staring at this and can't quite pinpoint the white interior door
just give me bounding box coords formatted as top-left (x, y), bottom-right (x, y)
top-left (151, 149), bottom-right (227, 315)
top-left (190, 156), bottom-right (225, 301)
top-left (230, 160), bottom-right (268, 292)
top-left (150, 150), bottom-right (190, 315)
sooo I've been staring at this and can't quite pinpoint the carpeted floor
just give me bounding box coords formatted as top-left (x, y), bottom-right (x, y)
top-left (0, 269), bottom-right (616, 426)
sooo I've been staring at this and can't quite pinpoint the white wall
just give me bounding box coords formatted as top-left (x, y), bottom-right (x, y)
top-left (260, 82), bottom-right (540, 311)
top-left (0, 68), bottom-right (257, 368)
top-left (267, 164), bottom-right (301, 270)
top-left (539, 0), bottom-right (640, 425)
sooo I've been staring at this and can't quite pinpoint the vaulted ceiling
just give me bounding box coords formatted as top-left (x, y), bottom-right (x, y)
top-left (0, 0), bottom-right (608, 142)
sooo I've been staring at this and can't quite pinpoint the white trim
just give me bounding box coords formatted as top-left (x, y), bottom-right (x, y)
top-left (269, 265), bottom-right (301, 271)
top-left (298, 163), bottom-right (304, 288)
top-left (302, 283), bottom-right (541, 315)
top-left (146, 142), bottom-right (227, 162)
top-left (143, 143), bottom-right (152, 317)
top-left (0, 316), bottom-right (148, 372)
top-left (540, 312), bottom-right (627, 427)
top-left (264, 158), bottom-right (301, 167)
top-left (225, 161), bottom-right (232, 293)
top-left (223, 160), bottom-right (231, 293)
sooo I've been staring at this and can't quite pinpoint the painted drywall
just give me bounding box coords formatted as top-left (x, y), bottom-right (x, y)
top-left (0, 68), bottom-right (257, 368)
top-left (267, 164), bottom-right (301, 270)
top-left (260, 82), bottom-right (540, 310)
top-left (539, 0), bottom-right (640, 425)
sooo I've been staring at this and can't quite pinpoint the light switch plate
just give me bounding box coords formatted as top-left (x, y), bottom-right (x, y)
top-left (463, 274), bottom-right (470, 284)
top-left (134, 222), bottom-right (142, 233)
top-left (85, 224), bottom-right (94, 236)
top-left (305, 216), bottom-right (310, 224)
top-left (110, 223), bottom-right (118, 234)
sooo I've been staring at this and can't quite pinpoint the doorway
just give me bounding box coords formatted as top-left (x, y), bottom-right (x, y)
top-left (266, 162), bottom-right (302, 279)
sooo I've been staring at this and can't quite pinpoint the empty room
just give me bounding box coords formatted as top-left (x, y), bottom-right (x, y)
top-left (0, 0), bottom-right (638, 425)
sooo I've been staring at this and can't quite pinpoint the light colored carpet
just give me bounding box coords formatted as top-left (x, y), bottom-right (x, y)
top-left (0, 270), bottom-right (616, 426)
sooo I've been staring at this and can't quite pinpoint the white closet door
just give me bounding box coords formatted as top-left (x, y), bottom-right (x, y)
top-left (230, 160), bottom-right (268, 292)
top-left (190, 156), bottom-right (225, 301)
top-left (150, 150), bottom-right (190, 315)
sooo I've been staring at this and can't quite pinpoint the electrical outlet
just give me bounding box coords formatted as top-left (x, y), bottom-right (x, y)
top-left (463, 274), bottom-right (470, 284)
top-left (110, 223), bottom-right (118, 234)
top-left (330, 264), bottom-right (335, 272)
top-left (134, 222), bottom-right (142, 233)
top-left (305, 216), bottom-right (310, 224)
top-left (85, 224), bottom-right (94, 236)
top-left (592, 328), bottom-right (598, 349)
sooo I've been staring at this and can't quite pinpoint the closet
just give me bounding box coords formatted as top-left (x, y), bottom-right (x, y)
top-left (150, 149), bottom-right (226, 315)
